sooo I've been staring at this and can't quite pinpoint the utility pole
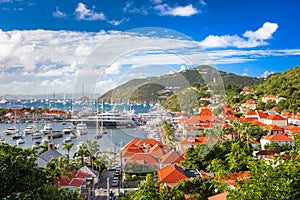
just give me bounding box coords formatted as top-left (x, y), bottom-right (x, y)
top-left (107, 177), bottom-right (110, 200)
top-left (119, 141), bottom-right (123, 195)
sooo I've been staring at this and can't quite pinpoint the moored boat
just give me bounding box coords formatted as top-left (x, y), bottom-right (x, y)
top-left (76, 122), bottom-right (87, 136)
top-left (3, 126), bottom-right (18, 135)
top-left (23, 124), bottom-right (38, 135)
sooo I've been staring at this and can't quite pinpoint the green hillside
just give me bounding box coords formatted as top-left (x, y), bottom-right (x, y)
top-left (99, 65), bottom-right (261, 104)
top-left (252, 66), bottom-right (300, 112)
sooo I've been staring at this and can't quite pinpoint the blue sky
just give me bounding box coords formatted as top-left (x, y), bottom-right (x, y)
top-left (0, 0), bottom-right (299, 95)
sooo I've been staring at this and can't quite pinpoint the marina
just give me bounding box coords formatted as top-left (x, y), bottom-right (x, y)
top-left (0, 121), bottom-right (149, 158)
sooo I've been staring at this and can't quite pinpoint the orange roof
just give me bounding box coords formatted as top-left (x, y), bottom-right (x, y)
top-left (251, 120), bottom-right (266, 127)
top-left (256, 110), bottom-right (269, 118)
top-left (149, 144), bottom-right (166, 157)
top-left (263, 133), bottom-right (293, 141)
top-left (72, 171), bottom-right (89, 179)
top-left (224, 123), bottom-right (231, 128)
top-left (225, 116), bottom-right (236, 121)
top-left (208, 192), bottom-right (229, 200)
top-left (126, 153), bottom-right (159, 164)
top-left (290, 113), bottom-right (300, 119)
top-left (284, 125), bottom-right (300, 131)
top-left (69, 178), bottom-right (84, 187)
top-left (244, 99), bottom-right (256, 105)
top-left (266, 114), bottom-right (286, 120)
top-left (136, 138), bottom-right (163, 147)
top-left (160, 151), bottom-right (184, 164)
top-left (157, 164), bottom-right (188, 184)
top-left (124, 137), bottom-right (139, 150)
top-left (246, 111), bottom-right (257, 116)
top-left (265, 124), bottom-right (284, 131)
top-left (179, 137), bottom-right (216, 145)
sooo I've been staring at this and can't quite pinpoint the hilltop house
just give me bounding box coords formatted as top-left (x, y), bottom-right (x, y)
top-left (176, 137), bottom-right (217, 153)
top-left (264, 114), bottom-right (287, 127)
top-left (260, 133), bottom-right (294, 150)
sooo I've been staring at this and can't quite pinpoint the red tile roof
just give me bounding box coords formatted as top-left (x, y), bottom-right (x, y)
top-left (136, 138), bottom-right (163, 147)
top-left (256, 110), bottom-right (269, 118)
top-left (266, 114), bottom-right (286, 120)
top-left (160, 151), bottom-right (184, 164)
top-left (244, 99), bottom-right (256, 105)
top-left (72, 171), bottom-right (89, 179)
top-left (263, 133), bottom-right (293, 141)
top-left (126, 153), bottom-right (159, 164)
top-left (265, 124), bottom-right (284, 131)
top-left (69, 178), bottom-right (84, 187)
top-left (157, 164), bottom-right (188, 184)
top-left (124, 137), bottom-right (139, 150)
top-left (179, 137), bottom-right (217, 145)
top-left (149, 144), bottom-right (166, 157)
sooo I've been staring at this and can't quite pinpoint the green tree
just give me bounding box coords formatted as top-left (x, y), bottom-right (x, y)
top-left (62, 142), bottom-right (74, 165)
top-left (228, 155), bottom-right (300, 200)
top-left (85, 140), bottom-right (100, 169)
top-left (74, 144), bottom-right (89, 167)
top-left (294, 134), bottom-right (300, 151)
top-left (130, 174), bottom-right (160, 200)
top-left (0, 144), bottom-right (81, 199)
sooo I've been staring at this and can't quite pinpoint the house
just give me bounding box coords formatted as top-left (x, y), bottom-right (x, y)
top-left (262, 95), bottom-right (277, 103)
top-left (56, 171), bottom-right (89, 195)
top-left (36, 149), bottom-right (63, 168)
top-left (264, 114), bottom-right (287, 127)
top-left (159, 150), bottom-right (184, 168)
top-left (284, 125), bottom-right (300, 136)
top-left (256, 110), bottom-right (269, 124)
top-left (254, 150), bottom-right (281, 160)
top-left (288, 113), bottom-right (300, 126)
top-left (157, 164), bottom-right (200, 188)
top-left (260, 133), bottom-right (294, 150)
top-left (125, 153), bottom-right (159, 170)
top-left (240, 99), bottom-right (257, 112)
top-left (240, 86), bottom-right (251, 94)
top-left (78, 166), bottom-right (99, 186)
top-left (264, 124), bottom-right (284, 134)
top-left (176, 137), bottom-right (217, 153)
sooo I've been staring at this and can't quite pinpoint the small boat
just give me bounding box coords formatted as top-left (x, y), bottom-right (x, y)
top-left (62, 122), bottom-right (67, 125)
top-left (32, 141), bottom-right (41, 150)
top-left (3, 126), bottom-right (18, 135)
top-left (48, 131), bottom-right (63, 139)
top-left (23, 124), bottom-right (38, 135)
top-left (76, 122), bottom-right (87, 136)
top-left (62, 126), bottom-right (74, 135)
top-left (32, 132), bottom-right (42, 139)
top-left (63, 136), bottom-right (72, 143)
top-left (40, 123), bottom-right (53, 135)
top-left (12, 133), bottom-right (23, 140)
top-left (16, 138), bottom-right (25, 145)
top-left (77, 141), bottom-right (84, 150)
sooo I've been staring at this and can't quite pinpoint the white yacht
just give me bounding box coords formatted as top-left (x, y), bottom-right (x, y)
top-left (16, 138), bottom-right (25, 145)
top-left (71, 109), bottom-right (136, 129)
top-left (3, 126), bottom-right (18, 135)
top-left (62, 126), bottom-right (74, 135)
top-left (23, 124), bottom-right (38, 135)
top-left (40, 123), bottom-right (53, 135)
top-left (76, 122), bottom-right (87, 136)
top-left (63, 136), bottom-right (72, 143)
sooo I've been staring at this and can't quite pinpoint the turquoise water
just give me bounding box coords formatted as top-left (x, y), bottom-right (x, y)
top-left (0, 122), bottom-right (147, 158)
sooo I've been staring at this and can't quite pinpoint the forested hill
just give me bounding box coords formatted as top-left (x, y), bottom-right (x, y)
top-left (99, 65), bottom-right (261, 103)
top-left (252, 65), bottom-right (300, 112)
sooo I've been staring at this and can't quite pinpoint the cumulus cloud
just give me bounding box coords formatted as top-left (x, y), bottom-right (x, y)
top-left (155, 4), bottom-right (199, 17)
top-left (199, 22), bottom-right (278, 48)
top-left (75, 3), bottom-right (106, 21)
top-left (108, 18), bottom-right (128, 26)
top-left (53, 6), bottom-right (66, 18)
top-left (243, 22), bottom-right (278, 40)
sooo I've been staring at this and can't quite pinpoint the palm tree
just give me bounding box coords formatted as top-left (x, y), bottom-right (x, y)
top-left (39, 141), bottom-right (49, 155)
top-left (74, 144), bottom-right (89, 167)
top-left (231, 120), bottom-right (242, 139)
top-left (85, 140), bottom-right (100, 169)
top-left (62, 142), bottom-right (74, 165)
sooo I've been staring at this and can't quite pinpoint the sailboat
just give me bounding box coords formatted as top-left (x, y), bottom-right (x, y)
top-left (95, 101), bottom-right (103, 139)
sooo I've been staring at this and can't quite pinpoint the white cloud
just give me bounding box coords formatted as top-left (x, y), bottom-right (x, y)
top-left (75, 3), bottom-right (106, 21)
top-left (108, 18), bottom-right (128, 26)
top-left (199, 0), bottom-right (207, 5)
top-left (261, 70), bottom-right (274, 78)
top-left (199, 22), bottom-right (278, 49)
top-left (123, 1), bottom-right (149, 15)
top-left (53, 6), bottom-right (66, 18)
top-left (155, 4), bottom-right (199, 17)
top-left (105, 63), bottom-right (121, 75)
top-left (243, 22), bottom-right (278, 40)
top-left (179, 65), bottom-right (186, 71)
